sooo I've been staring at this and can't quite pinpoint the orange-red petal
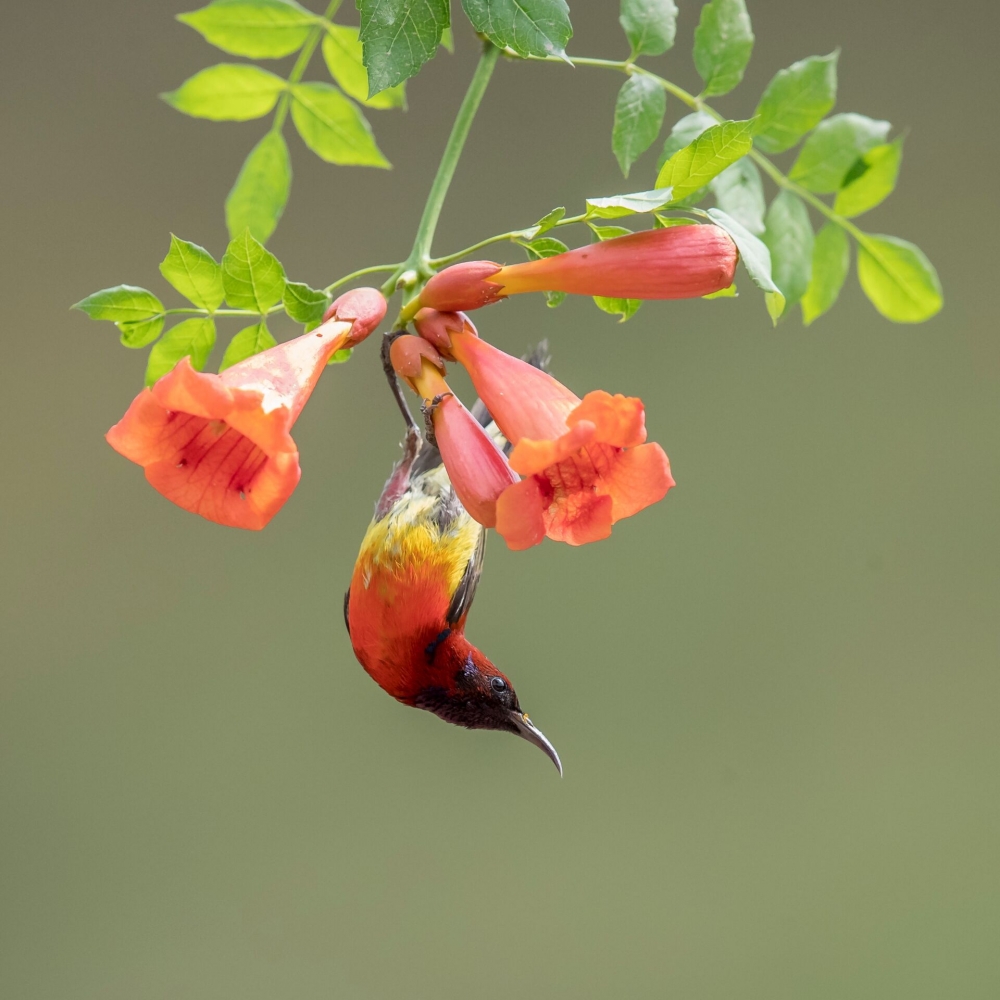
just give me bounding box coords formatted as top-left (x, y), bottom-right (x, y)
top-left (495, 477), bottom-right (548, 550)
top-left (599, 441), bottom-right (675, 520)
top-left (508, 422), bottom-right (596, 478)
top-left (567, 390), bottom-right (647, 449)
top-left (545, 491), bottom-right (614, 547)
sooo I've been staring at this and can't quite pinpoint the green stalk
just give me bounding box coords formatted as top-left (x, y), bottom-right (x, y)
top-left (400, 42), bottom-right (500, 282)
top-left (525, 53), bottom-right (867, 248)
top-left (271, 0), bottom-right (342, 133)
top-left (429, 213), bottom-right (588, 268)
top-left (324, 264), bottom-right (400, 295)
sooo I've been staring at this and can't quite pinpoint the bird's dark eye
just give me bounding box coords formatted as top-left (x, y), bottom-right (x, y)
top-left (490, 676), bottom-right (506, 693)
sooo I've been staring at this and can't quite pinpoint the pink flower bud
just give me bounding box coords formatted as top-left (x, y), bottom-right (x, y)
top-left (418, 261), bottom-right (504, 312)
top-left (322, 286), bottom-right (387, 344)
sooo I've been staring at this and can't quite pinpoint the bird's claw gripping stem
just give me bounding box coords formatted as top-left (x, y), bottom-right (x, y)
top-left (420, 393), bottom-right (453, 450)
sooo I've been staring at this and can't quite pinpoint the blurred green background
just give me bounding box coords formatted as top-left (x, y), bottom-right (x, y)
top-left (2, 1), bottom-right (998, 997)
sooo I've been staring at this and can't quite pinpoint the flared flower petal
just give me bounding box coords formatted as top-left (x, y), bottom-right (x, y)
top-left (389, 336), bottom-right (518, 528)
top-left (106, 316), bottom-right (354, 530)
top-left (418, 226), bottom-right (738, 312)
top-left (500, 393), bottom-right (674, 549)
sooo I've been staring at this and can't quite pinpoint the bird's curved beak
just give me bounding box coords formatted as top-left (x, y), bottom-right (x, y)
top-left (512, 712), bottom-right (563, 776)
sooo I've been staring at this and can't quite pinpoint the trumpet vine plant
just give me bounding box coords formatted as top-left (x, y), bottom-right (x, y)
top-left (74, 0), bottom-right (942, 532)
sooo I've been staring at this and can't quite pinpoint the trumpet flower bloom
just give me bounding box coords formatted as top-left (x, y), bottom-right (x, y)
top-left (419, 225), bottom-right (738, 312)
top-left (106, 288), bottom-right (387, 530)
top-left (390, 335), bottom-right (517, 528)
top-left (430, 324), bottom-right (674, 548)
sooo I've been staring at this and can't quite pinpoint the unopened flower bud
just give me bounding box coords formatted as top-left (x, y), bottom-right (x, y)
top-left (418, 261), bottom-right (504, 312)
top-left (389, 334), bottom-right (445, 386)
top-left (413, 308), bottom-right (477, 360)
top-left (322, 286), bottom-right (387, 344)
top-left (419, 226), bottom-right (738, 312)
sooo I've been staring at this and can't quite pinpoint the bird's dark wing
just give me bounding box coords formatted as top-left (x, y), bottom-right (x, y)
top-left (446, 527), bottom-right (486, 627)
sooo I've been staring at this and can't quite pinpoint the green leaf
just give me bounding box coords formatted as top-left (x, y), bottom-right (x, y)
top-left (322, 25), bottom-right (406, 109)
top-left (801, 222), bottom-right (849, 326)
top-left (709, 156), bottom-right (765, 234)
top-left (693, 0), bottom-right (754, 97)
top-left (283, 281), bottom-right (331, 324)
top-left (358, 0), bottom-right (449, 96)
top-left (532, 207), bottom-right (566, 238)
top-left (117, 316), bottom-right (165, 349)
top-left (219, 320), bottom-right (277, 371)
top-left (145, 318), bottom-right (217, 386)
top-left (440, 26), bottom-right (454, 51)
top-left (329, 347), bottom-right (354, 364)
top-left (461, 0), bottom-right (572, 59)
top-left (788, 113), bottom-right (891, 193)
top-left (762, 190), bottom-right (814, 308)
top-left (857, 234), bottom-right (942, 323)
top-left (161, 64), bottom-right (286, 121)
top-left (523, 237), bottom-right (569, 307)
top-left (588, 223), bottom-right (633, 240)
top-left (522, 237), bottom-right (569, 258)
top-left (222, 229), bottom-right (286, 311)
top-left (177, 0), bottom-right (317, 59)
top-left (655, 118), bottom-right (754, 202)
top-left (612, 75), bottom-right (666, 178)
top-left (72, 285), bottom-right (164, 322)
top-left (226, 131), bottom-right (291, 243)
top-left (159, 236), bottom-right (225, 311)
top-left (290, 83), bottom-right (389, 167)
top-left (620, 0), bottom-right (678, 58)
top-left (653, 214), bottom-right (698, 227)
top-left (833, 137), bottom-right (903, 218)
top-left (585, 188), bottom-right (675, 219)
top-left (753, 52), bottom-right (838, 154)
top-left (703, 282), bottom-right (736, 299)
top-left (707, 207), bottom-right (785, 323)
top-left (656, 110), bottom-right (715, 171)
top-left (594, 296), bottom-right (642, 322)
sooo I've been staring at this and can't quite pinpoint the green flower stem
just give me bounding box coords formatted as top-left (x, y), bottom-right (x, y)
top-left (429, 213), bottom-right (588, 268)
top-left (271, 0), bottom-right (342, 133)
top-left (162, 306), bottom-right (286, 317)
top-left (324, 264), bottom-right (401, 295)
top-left (524, 53), bottom-right (867, 249)
top-left (400, 42), bottom-right (500, 284)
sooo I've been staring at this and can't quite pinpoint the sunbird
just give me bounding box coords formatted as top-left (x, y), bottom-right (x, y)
top-left (344, 339), bottom-right (562, 774)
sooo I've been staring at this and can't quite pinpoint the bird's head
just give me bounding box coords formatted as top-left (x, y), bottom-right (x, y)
top-left (413, 631), bottom-right (562, 775)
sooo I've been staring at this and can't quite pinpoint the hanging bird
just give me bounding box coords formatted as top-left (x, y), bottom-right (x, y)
top-left (344, 338), bottom-right (562, 774)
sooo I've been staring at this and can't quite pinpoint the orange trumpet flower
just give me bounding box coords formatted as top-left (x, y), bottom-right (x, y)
top-left (106, 288), bottom-right (386, 530)
top-left (415, 312), bottom-right (674, 548)
top-left (418, 225), bottom-right (738, 312)
top-left (389, 335), bottom-right (517, 528)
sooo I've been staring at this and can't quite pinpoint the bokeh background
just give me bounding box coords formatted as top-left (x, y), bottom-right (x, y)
top-left (2, 1), bottom-right (998, 997)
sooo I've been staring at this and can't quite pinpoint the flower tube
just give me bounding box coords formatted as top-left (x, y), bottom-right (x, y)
top-left (389, 335), bottom-right (517, 528)
top-left (418, 225), bottom-right (738, 312)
